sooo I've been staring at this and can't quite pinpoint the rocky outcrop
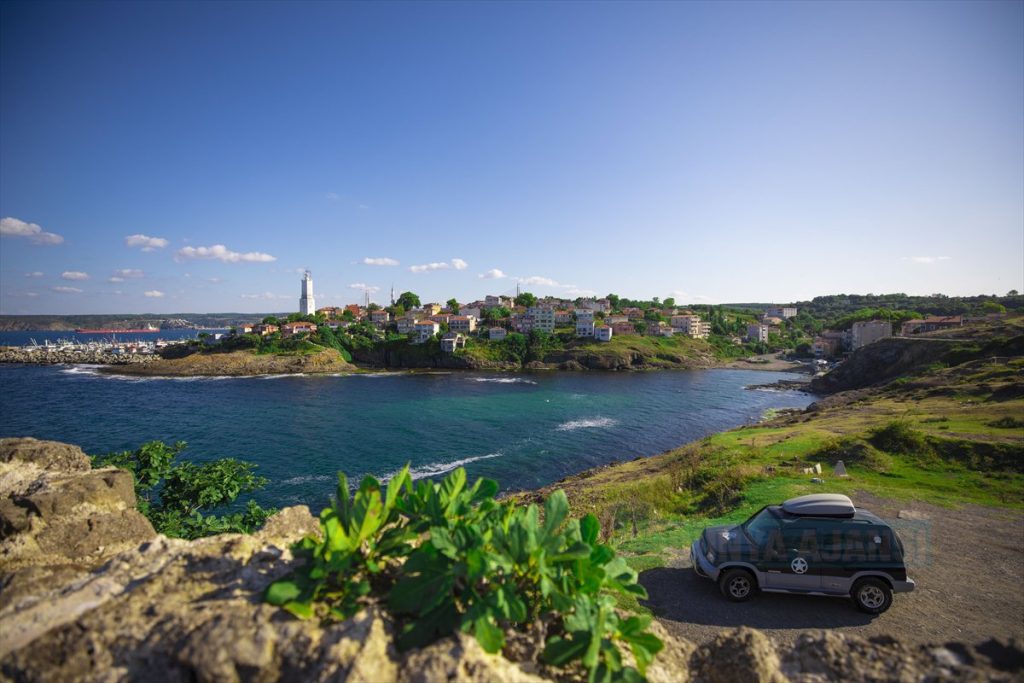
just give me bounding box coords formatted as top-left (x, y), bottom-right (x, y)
top-left (1, 440), bottom-right (1019, 682)
top-left (0, 438), bottom-right (156, 589)
top-left (809, 337), bottom-right (956, 394)
top-left (0, 348), bottom-right (160, 366)
top-left (102, 348), bottom-right (356, 377)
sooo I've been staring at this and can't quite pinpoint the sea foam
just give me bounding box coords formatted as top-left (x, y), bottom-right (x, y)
top-left (555, 417), bottom-right (618, 431)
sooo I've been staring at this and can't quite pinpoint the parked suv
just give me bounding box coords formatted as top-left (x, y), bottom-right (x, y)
top-left (691, 493), bottom-right (914, 613)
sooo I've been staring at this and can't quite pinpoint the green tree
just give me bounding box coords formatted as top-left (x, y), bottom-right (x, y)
top-left (367, 303), bottom-right (381, 312)
top-left (606, 293), bottom-right (620, 309)
top-left (514, 292), bottom-right (537, 308)
top-left (981, 301), bottom-right (1006, 314)
top-left (446, 298), bottom-right (460, 314)
top-left (342, 309), bottom-right (355, 322)
top-left (397, 291), bottom-right (421, 310)
top-left (663, 297), bottom-right (675, 308)
top-left (93, 441), bottom-right (274, 539)
top-left (262, 316), bottom-right (281, 325)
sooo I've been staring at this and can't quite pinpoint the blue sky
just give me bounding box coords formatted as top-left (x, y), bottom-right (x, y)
top-left (1, 0), bottom-right (1021, 314)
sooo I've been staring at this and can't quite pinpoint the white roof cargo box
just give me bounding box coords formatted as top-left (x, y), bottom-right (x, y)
top-left (782, 493), bottom-right (855, 518)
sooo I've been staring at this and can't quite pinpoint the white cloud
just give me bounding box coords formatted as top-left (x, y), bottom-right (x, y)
top-left (358, 204), bottom-right (370, 210)
top-left (1, 217), bottom-right (64, 245)
top-left (25, 271), bottom-right (44, 278)
top-left (901, 256), bottom-right (952, 264)
top-left (325, 192), bottom-right (340, 201)
top-left (144, 290), bottom-right (165, 298)
top-left (240, 292), bottom-right (291, 300)
top-left (517, 275), bottom-right (559, 287)
top-left (25, 292), bottom-right (39, 297)
top-left (410, 262), bottom-right (450, 273)
top-left (108, 277), bottom-right (125, 283)
top-left (207, 277), bottom-right (223, 284)
top-left (62, 271), bottom-right (89, 281)
top-left (409, 258), bottom-right (470, 274)
top-left (362, 257), bottom-right (399, 266)
top-left (125, 234), bottom-right (169, 251)
top-left (176, 244), bottom-right (277, 263)
top-left (479, 269), bottom-right (506, 280)
top-left (113, 268), bottom-right (144, 278)
top-left (348, 283), bottom-right (381, 293)
top-left (563, 286), bottom-right (597, 297)
top-left (52, 286), bottom-right (82, 293)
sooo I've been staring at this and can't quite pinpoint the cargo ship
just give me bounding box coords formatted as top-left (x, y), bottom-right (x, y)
top-left (75, 325), bottom-right (160, 333)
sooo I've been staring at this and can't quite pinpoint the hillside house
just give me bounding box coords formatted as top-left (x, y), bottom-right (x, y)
top-left (449, 315), bottom-right (477, 333)
top-left (901, 316), bottom-right (963, 335)
top-left (766, 306), bottom-right (798, 319)
top-left (851, 320), bottom-right (892, 349)
top-left (281, 322), bottom-right (317, 338)
top-left (488, 327), bottom-right (507, 341)
top-left (440, 332), bottom-right (466, 353)
top-left (611, 321), bottom-right (636, 336)
top-left (746, 324), bottom-right (769, 343)
top-left (576, 320), bottom-right (595, 337)
top-left (413, 320), bottom-right (440, 343)
top-left (253, 324), bottom-right (279, 336)
top-left (370, 310), bottom-right (391, 326)
top-left (594, 324), bottom-right (613, 342)
top-left (527, 307), bottom-right (555, 333)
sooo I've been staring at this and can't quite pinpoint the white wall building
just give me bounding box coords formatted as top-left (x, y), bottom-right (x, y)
top-left (766, 306), bottom-right (798, 319)
top-left (449, 315), bottom-right (477, 333)
top-left (576, 320), bottom-right (595, 337)
top-left (851, 320), bottom-right (892, 350)
top-left (527, 307), bottom-right (555, 333)
top-left (594, 324), bottom-right (613, 342)
top-left (746, 324), bottom-right (769, 343)
top-left (299, 270), bottom-right (316, 316)
top-left (414, 320), bottom-right (440, 343)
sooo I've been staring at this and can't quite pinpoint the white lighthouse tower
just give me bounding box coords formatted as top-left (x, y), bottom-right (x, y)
top-left (299, 270), bottom-right (315, 315)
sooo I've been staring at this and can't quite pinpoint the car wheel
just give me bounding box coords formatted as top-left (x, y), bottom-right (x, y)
top-left (852, 578), bottom-right (893, 614)
top-left (719, 568), bottom-right (756, 602)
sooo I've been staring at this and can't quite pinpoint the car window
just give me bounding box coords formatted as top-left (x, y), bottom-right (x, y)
top-left (743, 509), bottom-right (780, 546)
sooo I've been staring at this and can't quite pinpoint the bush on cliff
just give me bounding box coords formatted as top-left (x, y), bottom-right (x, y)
top-left (93, 440), bottom-right (275, 539)
top-left (267, 466), bottom-right (663, 682)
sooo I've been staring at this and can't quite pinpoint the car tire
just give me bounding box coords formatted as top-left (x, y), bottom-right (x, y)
top-left (719, 568), bottom-right (757, 602)
top-left (851, 578), bottom-right (893, 614)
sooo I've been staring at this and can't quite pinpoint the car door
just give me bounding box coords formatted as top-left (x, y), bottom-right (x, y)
top-left (761, 522), bottom-right (821, 591)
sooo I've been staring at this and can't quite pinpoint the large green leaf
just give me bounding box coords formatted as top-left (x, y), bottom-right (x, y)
top-left (265, 579), bottom-right (301, 605)
top-left (543, 634), bottom-right (591, 666)
top-left (473, 615), bottom-right (505, 654)
top-left (580, 514), bottom-right (600, 545)
top-left (543, 490), bottom-right (569, 535)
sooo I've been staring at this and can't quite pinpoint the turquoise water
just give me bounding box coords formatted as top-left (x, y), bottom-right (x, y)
top-left (0, 364), bottom-right (814, 509)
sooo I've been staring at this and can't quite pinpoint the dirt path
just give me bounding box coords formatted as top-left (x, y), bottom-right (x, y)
top-left (639, 492), bottom-right (1024, 647)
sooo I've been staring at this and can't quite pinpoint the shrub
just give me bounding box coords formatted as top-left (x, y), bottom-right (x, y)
top-left (92, 441), bottom-right (275, 539)
top-left (266, 467), bottom-right (663, 682)
top-left (988, 416), bottom-right (1024, 429)
top-left (811, 436), bottom-right (893, 473)
top-left (868, 421), bottom-right (931, 456)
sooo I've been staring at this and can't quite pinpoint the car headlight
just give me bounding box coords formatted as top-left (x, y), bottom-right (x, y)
top-left (705, 549), bottom-right (716, 563)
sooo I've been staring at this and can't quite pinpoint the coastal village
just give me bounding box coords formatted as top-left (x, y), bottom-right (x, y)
top-left (226, 271), bottom-right (974, 359)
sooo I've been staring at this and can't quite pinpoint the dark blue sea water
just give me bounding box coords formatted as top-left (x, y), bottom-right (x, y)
top-left (0, 363), bottom-right (814, 509)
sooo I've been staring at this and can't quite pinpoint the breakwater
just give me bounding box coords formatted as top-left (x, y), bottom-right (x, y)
top-left (0, 348), bottom-right (161, 366)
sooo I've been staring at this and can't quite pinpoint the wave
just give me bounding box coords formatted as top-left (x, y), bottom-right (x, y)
top-left (556, 417), bottom-right (618, 431)
top-left (385, 452), bottom-right (506, 482)
top-left (470, 377), bottom-right (538, 385)
top-left (282, 474), bottom-right (335, 486)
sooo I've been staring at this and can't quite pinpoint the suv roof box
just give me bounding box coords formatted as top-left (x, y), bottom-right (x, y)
top-left (782, 493), bottom-right (855, 518)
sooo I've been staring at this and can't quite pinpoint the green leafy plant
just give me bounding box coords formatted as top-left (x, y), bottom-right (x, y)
top-left (93, 440), bottom-right (275, 539)
top-left (266, 466), bottom-right (663, 682)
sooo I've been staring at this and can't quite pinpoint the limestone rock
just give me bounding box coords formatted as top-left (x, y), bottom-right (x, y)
top-left (691, 627), bottom-right (785, 683)
top-left (0, 437), bottom-right (90, 474)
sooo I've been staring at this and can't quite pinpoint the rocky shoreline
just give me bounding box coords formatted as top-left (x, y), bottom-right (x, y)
top-left (0, 348), bottom-right (160, 366)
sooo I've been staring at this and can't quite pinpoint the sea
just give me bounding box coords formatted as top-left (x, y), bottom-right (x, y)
top-left (0, 331), bottom-right (815, 510)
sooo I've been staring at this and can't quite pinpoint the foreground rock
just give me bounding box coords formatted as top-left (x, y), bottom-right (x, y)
top-left (1, 439), bottom-right (1019, 682)
top-left (102, 348), bottom-right (356, 377)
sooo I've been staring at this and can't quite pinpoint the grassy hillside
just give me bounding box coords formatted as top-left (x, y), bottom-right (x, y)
top-left (514, 317), bottom-right (1024, 601)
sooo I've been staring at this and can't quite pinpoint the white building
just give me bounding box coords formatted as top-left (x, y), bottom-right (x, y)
top-left (851, 320), bottom-right (892, 350)
top-left (488, 327), bottom-right (507, 341)
top-left (485, 295), bottom-right (512, 309)
top-left (299, 270), bottom-right (316, 316)
top-left (766, 306), bottom-right (797, 319)
top-left (746, 324), bottom-right (769, 343)
top-left (396, 317), bottom-right (417, 335)
top-left (575, 309), bottom-right (595, 324)
top-left (527, 307), bottom-right (555, 333)
top-left (594, 324), bottom-right (613, 342)
top-left (449, 315), bottom-right (477, 333)
top-left (440, 332), bottom-right (466, 353)
top-left (576, 320), bottom-right (595, 337)
top-left (370, 310), bottom-right (391, 326)
top-left (461, 307), bottom-right (482, 320)
top-left (414, 320), bottom-right (440, 343)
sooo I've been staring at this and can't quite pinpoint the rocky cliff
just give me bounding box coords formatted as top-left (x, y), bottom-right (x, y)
top-left (1, 438), bottom-right (1018, 682)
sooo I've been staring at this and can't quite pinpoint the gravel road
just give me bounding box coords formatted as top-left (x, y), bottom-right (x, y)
top-left (640, 492), bottom-right (1024, 648)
